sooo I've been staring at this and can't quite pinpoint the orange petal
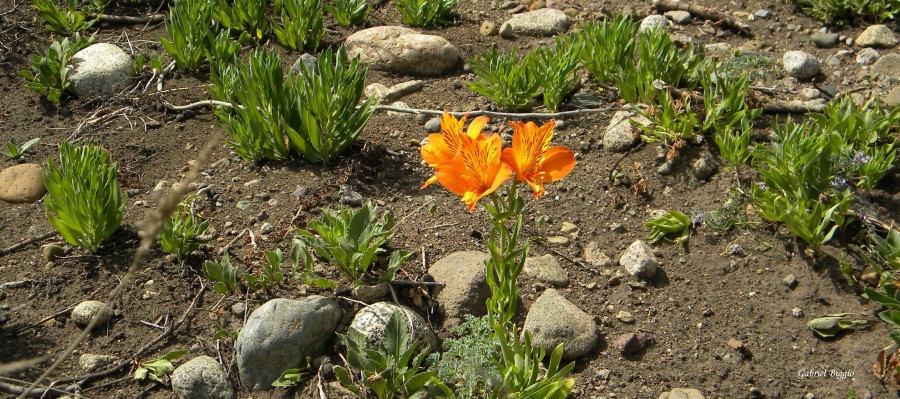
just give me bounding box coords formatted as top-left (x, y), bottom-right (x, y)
top-left (466, 116), bottom-right (490, 139)
top-left (537, 146), bottom-right (576, 182)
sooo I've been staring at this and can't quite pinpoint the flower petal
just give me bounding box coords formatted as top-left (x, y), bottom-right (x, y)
top-left (466, 116), bottom-right (490, 139)
top-left (537, 146), bottom-right (576, 182)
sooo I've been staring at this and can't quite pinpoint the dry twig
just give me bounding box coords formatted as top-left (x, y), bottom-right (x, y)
top-left (0, 232), bottom-right (56, 256)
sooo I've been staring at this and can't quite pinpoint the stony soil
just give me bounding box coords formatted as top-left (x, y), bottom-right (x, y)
top-left (0, 0), bottom-right (898, 398)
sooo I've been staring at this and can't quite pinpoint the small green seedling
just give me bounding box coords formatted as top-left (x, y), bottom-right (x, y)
top-left (807, 313), bottom-right (873, 338)
top-left (272, 363), bottom-right (312, 387)
top-left (203, 253), bottom-right (240, 295)
top-left (1, 138), bottom-right (40, 161)
top-left (645, 210), bottom-right (691, 246)
top-left (134, 349), bottom-right (188, 383)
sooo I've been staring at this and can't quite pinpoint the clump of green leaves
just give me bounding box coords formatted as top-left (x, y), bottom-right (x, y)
top-left (532, 36), bottom-right (582, 112)
top-left (272, 363), bottom-right (312, 387)
top-left (162, 0), bottom-right (213, 71)
top-left (749, 98), bottom-right (897, 254)
top-left (866, 284), bottom-right (900, 344)
top-left (19, 33), bottom-right (94, 103)
top-left (296, 201), bottom-right (411, 285)
top-left (158, 196), bottom-right (209, 260)
top-left (705, 189), bottom-right (751, 233)
top-left (211, 47), bottom-right (375, 164)
top-left (645, 210), bottom-right (692, 246)
top-left (428, 315), bottom-right (501, 399)
top-left (750, 119), bottom-right (853, 253)
top-left (214, 0), bottom-right (268, 40)
top-left (797, 0), bottom-right (900, 24)
top-left (273, 0), bottom-right (324, 51)
top-left (617, 28), bottom-right (706, 104)
top-left (576, 15), bottom-right (638, 85)
top-left (289, 47), bottom-right (377, 163)
top-left (633, 90), bottom-right (700, 160)
top-left (702, 72), bottom-right (761, 173)
top-left (491, 321), bottom-right (575, 399)
top-left (211, 48), bottom-right (291, 161)
top-left (44, 141), bottom-right (125, 253)
top-left (134, 349), bottom-right (187, 383)
top-left (32, 0), bottom-right (99, 36)
top-left (325, 0), bottom-right (370, 27)
top-left (1, 138), bottom-right (40, 161)
top-left (334, 312), bottom-right (451, 399)
top-left (468, 47), bottom-right (541, 111)
top-left (394, 0), bottom-right (458, 27)
top-left (203, 253), bottom-right (240, 295)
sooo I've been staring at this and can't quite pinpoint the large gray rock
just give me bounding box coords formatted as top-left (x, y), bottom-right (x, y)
top-left (603, 111), bottom-right (649, 152)
top-left (345, 26), bottom-right (459, 76)
top-left (69, 43), bottom-right (133, 97)
top-left (498, 8), bottom-right (570, 37)
top-left (857, 48), bottom-right (880, 65)
top-left (856, 24), bottom-right (898, 48)
top-left (0, 164), bottom-right (46, 204)
top-left (523, 289), bottom-right (599, 359)
top-left (349, 302), bottom-right (437, 352)
top-left (782, 51), bottom-right (819, 80)
top-left (523, 254), bottom-right (569, 287)
top-left (428, 251), bottom-right (491, 330)
top-left (172, 356), bottom-right (236, 399)
top-left (872, 53), bottom-right (900, 80)
top-left (236, 296), bottom-right (341, 391)
top-left (619, 240), bottom-right (658, 280)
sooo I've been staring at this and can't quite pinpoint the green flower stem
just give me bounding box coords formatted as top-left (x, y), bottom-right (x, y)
top-left (484, 183), bottom-right (528, 326)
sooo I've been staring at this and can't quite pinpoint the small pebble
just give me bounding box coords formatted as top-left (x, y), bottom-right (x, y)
top-left (615, 311), bottom-right (635, 324)
top-left (792, 307), bottom-right (804, 318)
top-left (782, 274), bottom-right (798, 289)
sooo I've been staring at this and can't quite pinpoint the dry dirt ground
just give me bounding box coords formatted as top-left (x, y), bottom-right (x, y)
top-left (0, 0), bottom-right (898, 398)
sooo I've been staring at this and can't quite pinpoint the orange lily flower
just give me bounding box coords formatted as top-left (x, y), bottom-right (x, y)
top-left (420, 112), bottom-right (490, 189)
top-left (421, 113), bottom-right (512, 211)
top-left (501, 120), bottom-right (576, 199)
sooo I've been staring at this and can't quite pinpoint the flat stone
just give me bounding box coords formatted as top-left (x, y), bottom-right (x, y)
top-left (523, 254), bottom-right (569, 287)
top-left (545, 235), bottom-right (570, 246)
top-left (351, 281), bottom-right (390, 303)
top-left (613, 332), bottom-right (653, 355)
top-left (79, 354), bottom-right (117, 372)
top-left (872, 53), bottom-right (900, 79)
top-left (172, 356), bottom-right (236, 399)
top-left (664, 10), bottom-right (691, 24)
top-left (691, 157), bottom-right (715, 180)
top-left (856, 24), bottom-right (898, 48)
top-left (41, 244), bottom-right (66, 262)
top-left (782, 51), bottom-right (819, 80)
top-left (366, 80), bottom-right (424, 103)
top-left (811, 32), bottom-right (839, 48)
top-left (619, 240), bottom-right (658, 280)
top-left (639, 14), bottom-right (669, 32)
top-left (71, 300), bottom-right (112, 329)
top-left (428, 251), bottom-right (491, 330)
top-left (885, 86), bottom-right (900, 108)
top-left (658, 388), bottom-right (706, 399)
top-left (290, 53), bottom-right (317, 74)
top-left (345, 26), bottom-right (459, 76)
top-left (480, 21), bottom-right (498, 36)
top-left (523, 288), bottom-right (599, 359)
top-left (753, 9), bottom-right (770, 19)
top-left (236, 296), bottom-right (341, 391)
top-left (349, 301), bottom-right (437, 352)
top-left (583, 241), bottom-right (612, 268)
top-left (424, 117), bottom-right (442, 133)
top-left (782, 274), bottom-right (798, 288)
top-left (499, 8), bottom-right (570, 37)
top-left (616, 311), bottom-right (635, 324)
top-left (0, 164), bottom-right (46, 203)
top-left (603, 111), bottom-right (649, 152)
top-left (856, 48), bottom-right (880, 65)
top-left (69, 43), bottom-right (133, 97)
